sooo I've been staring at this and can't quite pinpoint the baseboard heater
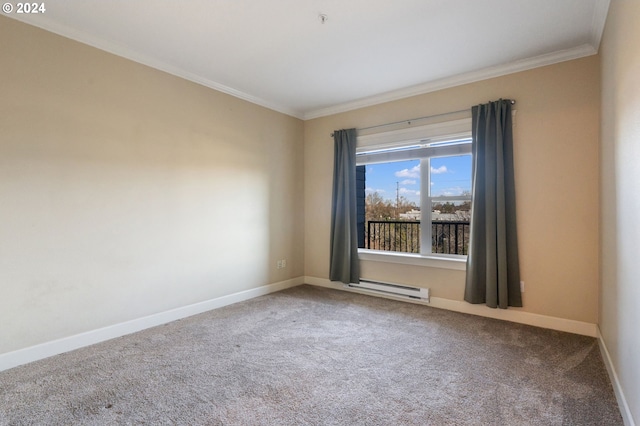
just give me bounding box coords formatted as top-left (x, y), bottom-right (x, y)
top-left (347, 280), bottom-right (430, 302)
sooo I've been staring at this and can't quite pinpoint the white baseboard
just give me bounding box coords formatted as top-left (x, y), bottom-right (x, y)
top-left (597, 327), bottom-right (636, 426)
top-left (0, 277), bottom-right (304, 373)
top-left (428, 296), bottom-right (598, 337)
top-left (305, 276), bottom-right (598, 337)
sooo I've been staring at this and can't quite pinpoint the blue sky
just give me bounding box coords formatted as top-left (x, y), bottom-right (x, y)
top-left (365, 155), bottom-right (472, 205)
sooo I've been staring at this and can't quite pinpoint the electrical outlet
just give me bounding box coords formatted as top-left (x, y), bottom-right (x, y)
top-left (276, 259), bottom-right (287, 269)
top-left (520, 281), bottom-right (525, 293)
top-left (281, 259), bottom-right (286, 268)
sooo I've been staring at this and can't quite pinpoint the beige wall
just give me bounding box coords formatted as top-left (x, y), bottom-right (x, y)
top-left (600, 1), bottom-right (640, 423)
top-left (305, 56), bottom-right (601, 323)
top-left (0, 16), bottom-right (304, 354)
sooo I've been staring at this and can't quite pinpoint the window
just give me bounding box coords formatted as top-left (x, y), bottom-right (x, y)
top-left (355, 118), bottom-right (472, 259)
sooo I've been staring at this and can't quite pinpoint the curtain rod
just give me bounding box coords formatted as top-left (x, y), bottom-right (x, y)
top-left (330, 99), bottom-right (516, 137)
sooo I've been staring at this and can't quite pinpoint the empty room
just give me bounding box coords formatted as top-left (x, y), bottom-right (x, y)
top-left (1, 1), bottom-right (638, 424)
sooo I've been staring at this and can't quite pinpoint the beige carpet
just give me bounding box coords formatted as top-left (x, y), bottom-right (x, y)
top-left (0, 285), bottom-right (623, 425)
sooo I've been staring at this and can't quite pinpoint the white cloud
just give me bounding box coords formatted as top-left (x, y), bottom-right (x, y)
top-left (431, 165), bottom-right (448, 174)
top-left (365, 187), bottom-right (386, 194)
top-left (400, 179), bottom-right (416, 185)
top-left (438, 186), bottom-right (466, 196)
top-left (399, 188), bottom-right (420, 196)
top-left (395, 165), bottom-right (420, 178)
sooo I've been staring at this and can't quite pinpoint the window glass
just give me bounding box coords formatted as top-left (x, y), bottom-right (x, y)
top-left (429, 155), bottom-right (471, 197)
top-left (358, 140), bottom-right (472, 256)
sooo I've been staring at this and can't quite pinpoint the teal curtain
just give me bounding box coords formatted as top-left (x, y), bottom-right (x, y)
top-left (330, 129), bottom-right (360, 284)
top-left (465, 100), bottom-right (522, 308)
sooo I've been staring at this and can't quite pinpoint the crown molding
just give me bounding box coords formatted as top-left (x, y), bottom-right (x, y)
top-left (589, 0), bottom-right (611, 50)
top-left (6, 15), bottom-right (306, 120)
top-left (8, 5), bottom-right (608, 123)
top-left (303, 43), bottom-right (598, 120)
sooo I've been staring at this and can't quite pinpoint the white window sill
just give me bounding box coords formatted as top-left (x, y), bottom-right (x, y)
top-left (358, 249), bottom-right (467, 271)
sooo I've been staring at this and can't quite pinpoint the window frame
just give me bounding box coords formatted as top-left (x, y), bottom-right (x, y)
top-left (355, 117), bottom-right (472, 268)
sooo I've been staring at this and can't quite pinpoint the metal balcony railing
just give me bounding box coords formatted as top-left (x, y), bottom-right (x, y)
top-left (366, 220), bottom-right (470, 255)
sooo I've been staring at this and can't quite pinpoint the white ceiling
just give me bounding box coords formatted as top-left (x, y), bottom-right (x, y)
top-left (8, 0), bottom-right (610, 119)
